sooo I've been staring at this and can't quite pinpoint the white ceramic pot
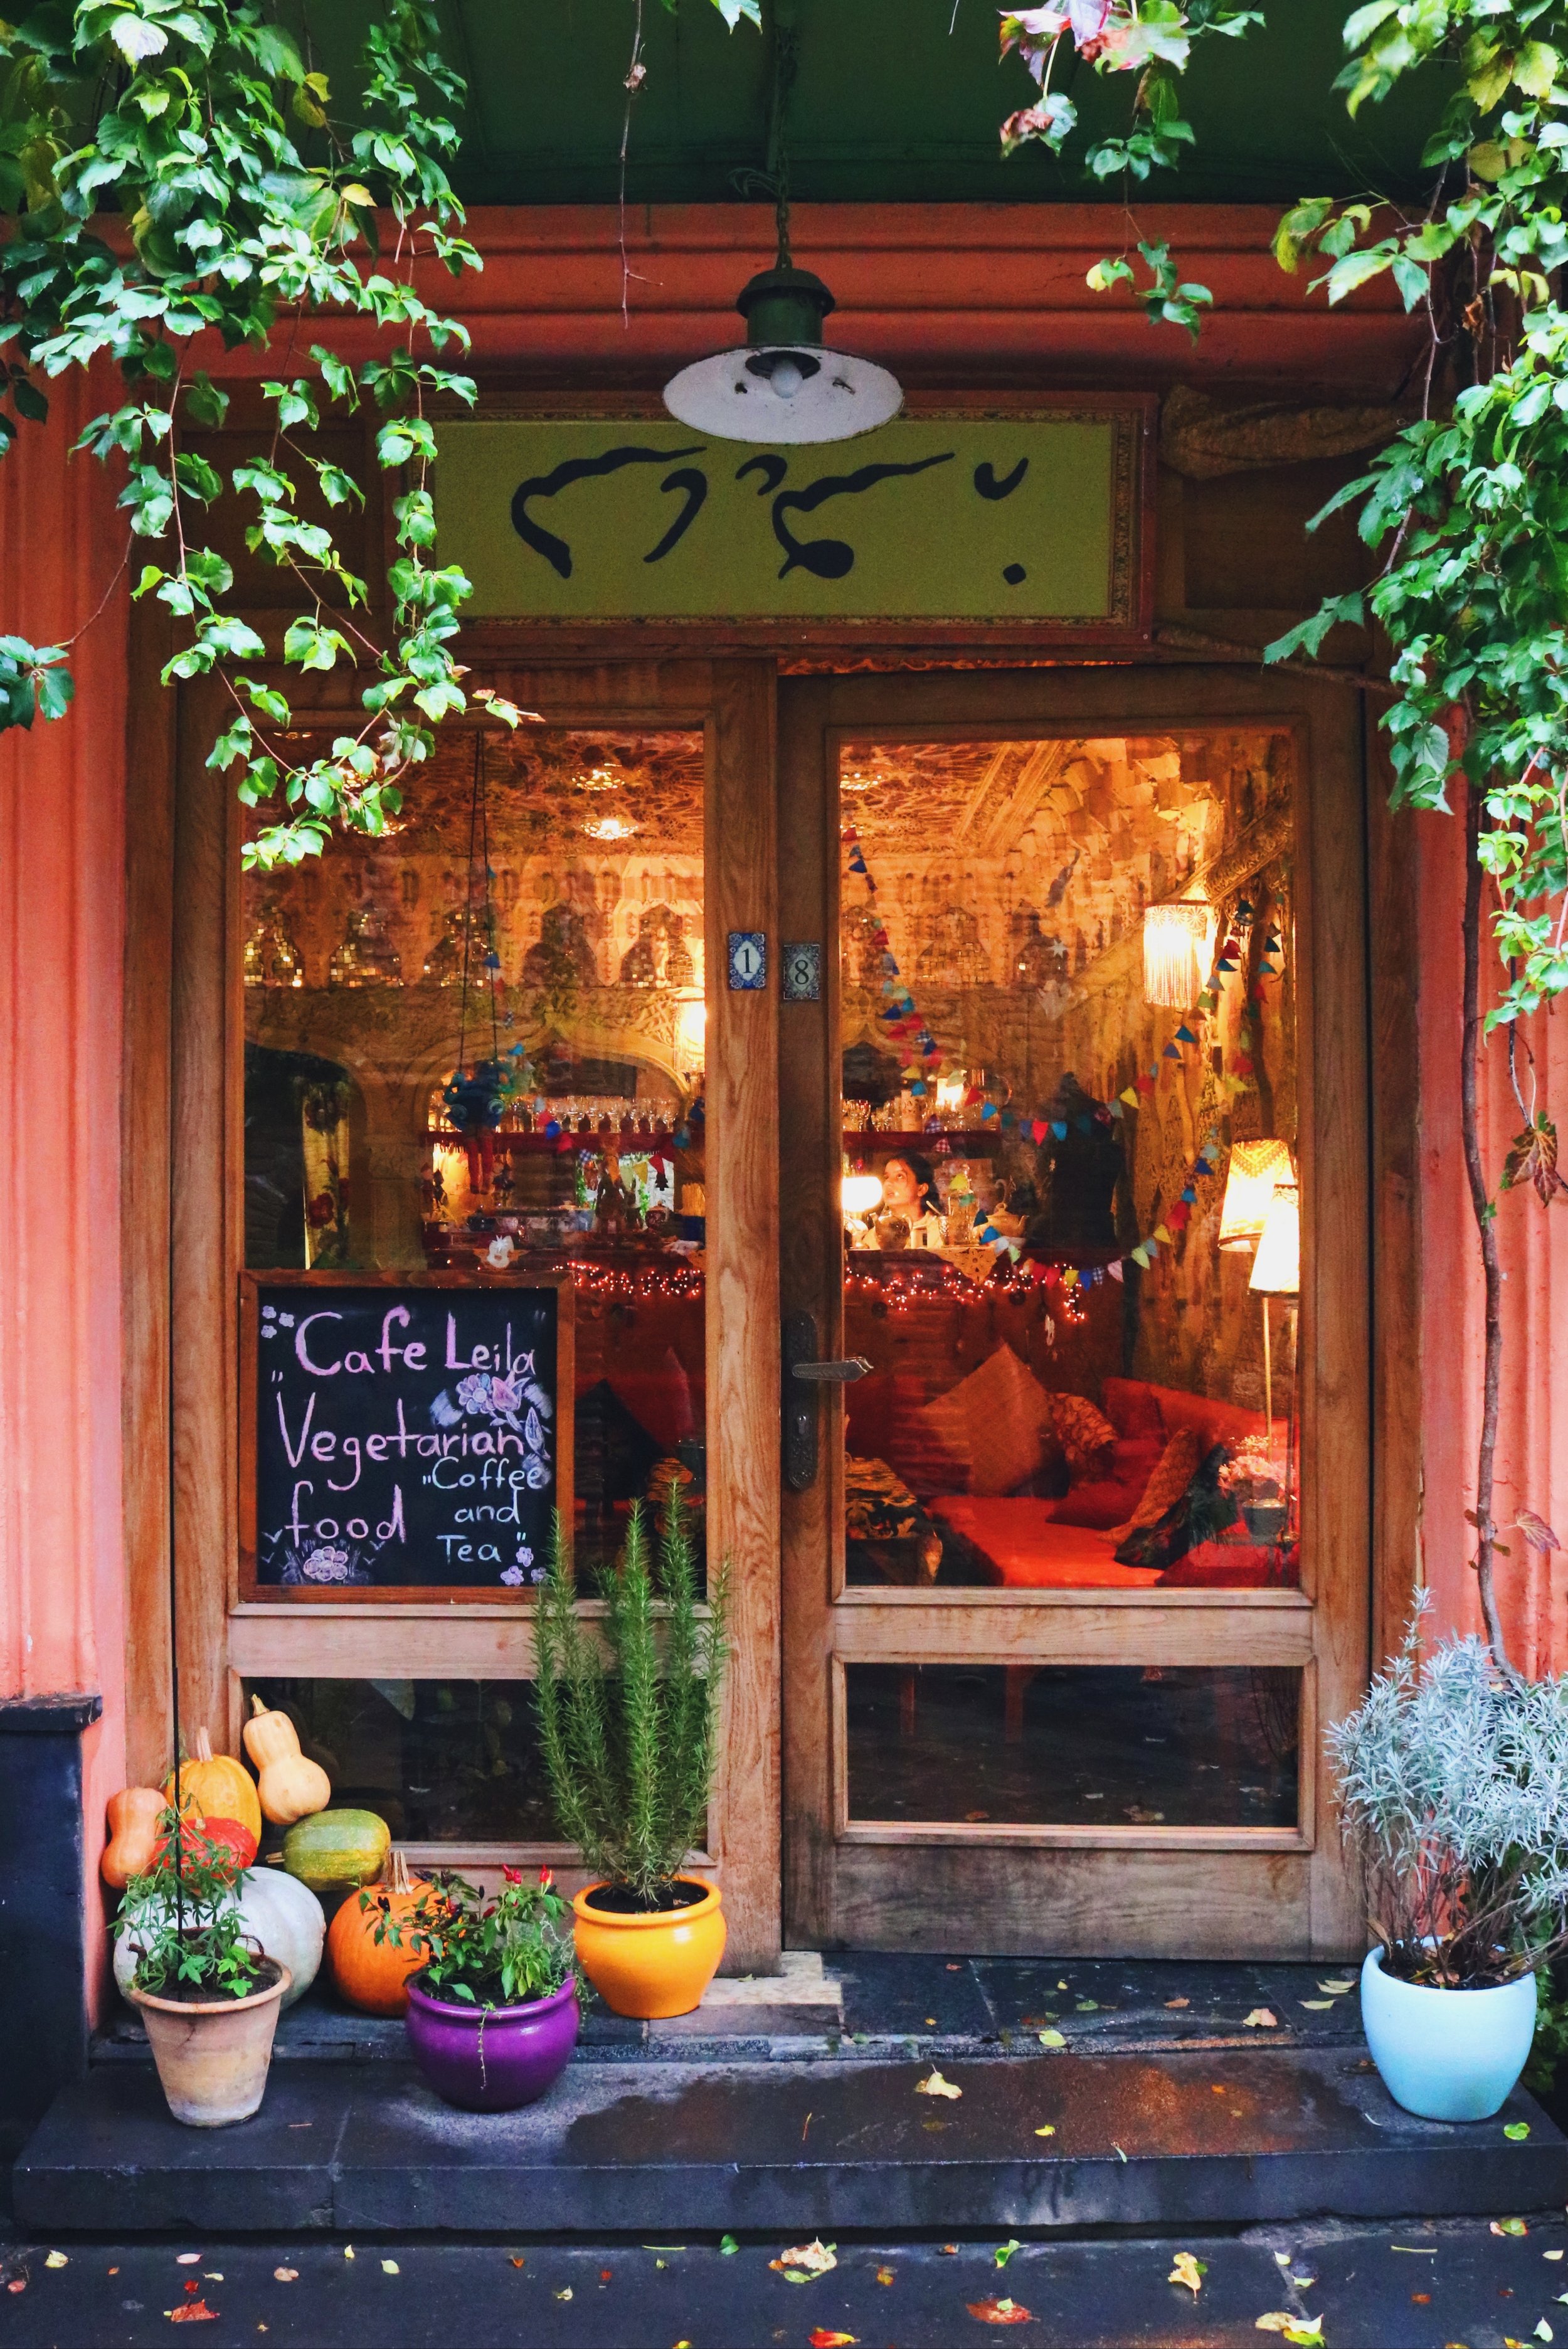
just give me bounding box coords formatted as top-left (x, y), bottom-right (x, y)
top-left (1360, 1946), bottom-right (1537, 2121)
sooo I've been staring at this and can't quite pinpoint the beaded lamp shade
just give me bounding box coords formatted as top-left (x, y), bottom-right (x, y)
top-left (1218, 1138), bottom-right (1295, 1251)
top-left (1142, 901), bottom-right (1216, 1008)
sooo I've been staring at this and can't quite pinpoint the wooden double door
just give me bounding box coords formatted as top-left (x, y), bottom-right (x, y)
top-left (151, 650), bottom-right (1374, 1975)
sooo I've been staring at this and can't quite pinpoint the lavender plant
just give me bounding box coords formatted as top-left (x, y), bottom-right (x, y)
top-left (1330, 1602), bottom-right (1568, 1988)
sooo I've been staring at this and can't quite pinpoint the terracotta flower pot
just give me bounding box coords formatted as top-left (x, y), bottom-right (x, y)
top-left (572, 1879), bottom-right (726, 2019)
top-left (130, 1961), bottom-right (291, 2127)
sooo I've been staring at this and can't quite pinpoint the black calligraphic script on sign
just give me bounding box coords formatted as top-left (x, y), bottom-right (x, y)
top-left (242, 1276), bottom-right (572, 1594)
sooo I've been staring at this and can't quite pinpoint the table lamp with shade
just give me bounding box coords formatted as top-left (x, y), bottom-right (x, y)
top-left (1218, 1137), bottom-right (1295, 1251)
top-left (1249, 1181), bottom-right (1300, 1525)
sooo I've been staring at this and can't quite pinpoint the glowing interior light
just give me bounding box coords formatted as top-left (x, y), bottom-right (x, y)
top-left (1218, 1138), bottom-right (1295, 1251)
top-left (1142, 900), bottom-right (1216, 1008)
top-left (581, 814), bottom-right (638, 842)
top-left (840, 1174), bottom-right (884, 1218)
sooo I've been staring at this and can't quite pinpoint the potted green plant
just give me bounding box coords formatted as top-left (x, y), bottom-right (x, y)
top-left (113, 1812), bottom-right (290, 2127)
top-left (1330, 1604), bottom-right (1568, 2120)
top-left (535, 1499), bottom-right (730, 2018)
top-left (373, 1865), bottom-right (580, 2111)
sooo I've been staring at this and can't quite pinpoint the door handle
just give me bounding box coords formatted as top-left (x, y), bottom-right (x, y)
top-left (783, 1313), bottom-right (871, 1493)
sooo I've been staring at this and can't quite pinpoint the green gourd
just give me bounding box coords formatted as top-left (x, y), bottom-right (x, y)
top-left (281, 1808), bottom-right (390, 1894)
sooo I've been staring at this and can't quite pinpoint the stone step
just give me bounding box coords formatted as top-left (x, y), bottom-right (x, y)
top-left (4, 2217), bottom-right (1568, 2348)
top-left (15, 2044), bottom-right (1565, 2239)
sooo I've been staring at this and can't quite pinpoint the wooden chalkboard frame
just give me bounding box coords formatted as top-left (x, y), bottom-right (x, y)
top-left (240, 1269), bottom-right (576, 1604)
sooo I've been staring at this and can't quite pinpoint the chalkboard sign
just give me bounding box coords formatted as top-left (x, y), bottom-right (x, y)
top-left (241, 1274), bottom-right (573, 1596)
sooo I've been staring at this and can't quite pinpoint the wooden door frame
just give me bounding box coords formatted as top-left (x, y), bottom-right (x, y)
top-left (777, 664), bottom-right (1373, 1959)
top-left (123, 650), bottom-right (783, 1973)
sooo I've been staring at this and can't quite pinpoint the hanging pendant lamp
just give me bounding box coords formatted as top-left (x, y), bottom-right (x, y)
top-left (663, 3), bottom-right (901, 445)
top-left (663, 257), bottom-right (903, 445)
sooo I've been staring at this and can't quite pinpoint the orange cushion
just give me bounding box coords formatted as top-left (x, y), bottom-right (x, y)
top-left (1047, 1391), bottom-right (1118, 1477)
top-left (918, 1344), bottom-right (1055, 1498)
top-left (1049, 1436), bottom-right (1163, 1530)
top-left (1101, 1377), bottom-right (1165, 1441)
top-left (1108, 1426), bottom-right (1205, 1543)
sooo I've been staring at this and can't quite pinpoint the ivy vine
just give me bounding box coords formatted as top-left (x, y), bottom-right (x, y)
top-left (1001, 0), bottom-right (1568, 1663)
top-left (0, 0), bottom-right (757, 869)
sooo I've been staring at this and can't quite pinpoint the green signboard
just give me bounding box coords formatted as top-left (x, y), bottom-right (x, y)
top-left (432, 406), bottom-right (1148, 632)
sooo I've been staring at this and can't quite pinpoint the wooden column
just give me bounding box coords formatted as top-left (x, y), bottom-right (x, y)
top-left (705, 660), bottom-right (781, 1970)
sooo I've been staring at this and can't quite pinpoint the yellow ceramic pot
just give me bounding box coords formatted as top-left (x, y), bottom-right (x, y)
top-left (571, 1880), bottom-right (726, 2019)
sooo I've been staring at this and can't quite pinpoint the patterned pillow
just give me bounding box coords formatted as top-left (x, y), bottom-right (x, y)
top-left (1047, 1391), bottom-right (1118, 1480)
top-left (918, 1343), bottom-right (1055, 1498)
top-left (1108, 1426), bottom-right (1204, 1542)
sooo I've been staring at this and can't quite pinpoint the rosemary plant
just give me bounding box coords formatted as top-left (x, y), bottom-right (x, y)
top-left (1331, 1604), bottom-right (1568, 1988)
top-left (534, 1500), bottom-right (729, 1910)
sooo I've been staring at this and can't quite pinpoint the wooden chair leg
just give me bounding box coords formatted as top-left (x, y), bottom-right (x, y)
top-left (899, 1667), bottom-right (918, 1739)
top-left (1004, 1665), bottom-right (1037, 1744)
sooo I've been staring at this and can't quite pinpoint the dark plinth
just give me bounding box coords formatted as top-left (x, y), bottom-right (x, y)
top-left (16, 2044), bottom-right (1566, 2238)
top-left (3, 2220), bottom-right (1568, 2349)
top-left (0, 1694), bottom-right (100, 2138)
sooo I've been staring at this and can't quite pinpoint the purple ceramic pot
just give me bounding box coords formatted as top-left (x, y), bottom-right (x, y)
top-left (404, 1975), bottom-right (579, 2112)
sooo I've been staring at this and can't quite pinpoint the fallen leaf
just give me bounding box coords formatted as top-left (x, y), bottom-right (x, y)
top-left (176, 2255), bottom-right (202, 2266)
top-left (45, 2252), bottom-right (68, 2269)
top-left (1318, 1978), bottom-right (1355, 1993)
top-left (1033, 2124), bottom-right (1056, 2138)
top-left (941, 2244), bottom-right (960, 2256)
top-left (166, 2303), bottom-right (218, 2324)
top-left (272, 2269), bottom-right (298, 2284)
top-left (510, 2257), bottom-right (526, 2268)
top-left (203, 2274), bottom-right (223, 2283)
top-left (926, 2017), bottom-right (938, 2025)
top-left (1301, 1999), bottom-right (1335, 2010)
top-left (1169, 2252), bottom-right (1207, 2296)
top-left (1037, 2029), bottom-right (1066, 2048)
top-left (917, 2069), bottom-right (962, 2099)
top-left (381, 2259), bottom-right (400, 2274)
top-left (1506, 2121), bottom-right (1532, 2140)
top-left (1412, 2291), bottom-right (1431, 2303)
top-left (555, 2286), bottom-right (573, 2301)
top-left (1495, 2219), bottom-right (1530, 2237)
top-left (1076, 2000), bottom-right (1099, 2012)
top-left (719, 2234), bottom-right (738, 2254)
top-left (994, 2239), bottom-right (1021, 2269)
top-left (1244, 2008), bottom-right (1279, 2028)
top-left (808, 2333), bottom-right (858, 2347)
top-left (967, 2297), bottom-right (1034, 2324)
top-left (1536, 2323), bottom-right (1554, 2341)
top-left (601, 2268), bottom-right (613, 2281)
top-left (876, 2265), bottom-right (895, 2285)
top-left (109, 2268), bottom-right (120, 2276)
top-left (343, 2247), bottom-right (354, 2261)
top-left (5, 2280), bottom-right (23, 2296)
top-left (1165, 1996), bottom-right (1190, 2008)
top-left (770, 2240), bottom-right (838, 2283)
top-left (1547, 2250), bottom-right (1565, 2260)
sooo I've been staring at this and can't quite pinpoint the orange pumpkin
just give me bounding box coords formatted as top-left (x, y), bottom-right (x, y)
top-left (154, 1813), bottom-right (258, 1872)
top-left (102, 1788), bottom-right (166, 1890)
top-left (164, 1727), bottom-right (262, 1847)
top-left (327, 1850), bottom-right (433, 2017)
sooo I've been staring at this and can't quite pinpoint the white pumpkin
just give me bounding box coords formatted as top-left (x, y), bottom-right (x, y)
top-left (114, 1865), bottom-right (325, 2011)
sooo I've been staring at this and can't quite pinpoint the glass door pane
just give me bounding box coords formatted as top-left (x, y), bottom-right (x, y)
top-left (837, 731), bottom-right (1302, 1618)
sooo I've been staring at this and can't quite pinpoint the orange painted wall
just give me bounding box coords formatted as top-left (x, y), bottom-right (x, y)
top-left (1415, 805), bottom-right (1568, 1673)
top-left (0, 365), bottom-right (130, 2007)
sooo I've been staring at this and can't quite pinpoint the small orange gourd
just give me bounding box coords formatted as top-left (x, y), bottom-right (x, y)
top-left (243, 1695), bottom-right (332, 1826)
top-left (327, 1850), bottom-right (432, 2017)
top-left (164, 1727), bottom-right (262, 1847)
top-left (102, 1788), bottom-right (166, 1890)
